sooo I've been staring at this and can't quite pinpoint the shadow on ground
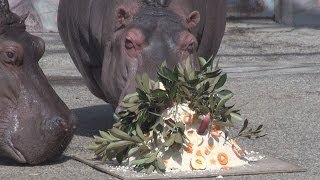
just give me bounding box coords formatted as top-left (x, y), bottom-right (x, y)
top-left (0, 155), bottom-right (71, 166)
top-left (72, 104), bottom-right (115, 137)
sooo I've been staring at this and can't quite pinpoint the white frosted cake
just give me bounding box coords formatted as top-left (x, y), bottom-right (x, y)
top-left (160, 103), bottom-right (247, 171)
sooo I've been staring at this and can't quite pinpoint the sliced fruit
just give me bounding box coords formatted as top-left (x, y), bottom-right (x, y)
top-left (186, 132), bottom-right (204, 147)
top-left (204, 148), bottom-right (211, 155)
top-left (217, 152), bottom-right (229, 165)
top-left (208, 144), bottom-right (215, 150)
top-left (210, 124), bottom-right (222, 137)
top-left (191, 156), bottom-right (206, 170)
top-left (183, 113), bottom-right (197, 126)
top-left (187, 130), bottom-right (194, 135)
top-left (196, 149), bottom-right (202, 156)
top-left (231, 139), bottom-right (246, 158)
top-left (184, 143), bottom-right (193, 153)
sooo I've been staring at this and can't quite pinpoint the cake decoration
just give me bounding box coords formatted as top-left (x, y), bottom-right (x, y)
top-left (88, 56), bottom-right (266, 174)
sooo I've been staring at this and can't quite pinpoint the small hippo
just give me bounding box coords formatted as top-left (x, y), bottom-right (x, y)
top-left (58, 0), bottom-right (226, 110)
top-left (0, 0), bottom-right (75, 165)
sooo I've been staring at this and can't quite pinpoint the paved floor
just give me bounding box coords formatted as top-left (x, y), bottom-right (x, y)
top-left (1, 20), bottom-right (320, 179)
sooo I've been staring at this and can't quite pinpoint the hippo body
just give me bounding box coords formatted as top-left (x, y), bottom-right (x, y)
top-left (58, 0), bottom-right (226, 109)
top-left (0, 0), bottom-right (75, 164)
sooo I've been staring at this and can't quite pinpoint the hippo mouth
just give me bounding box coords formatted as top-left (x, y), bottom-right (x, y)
top-left (1, 142), bottom-right (26, 163)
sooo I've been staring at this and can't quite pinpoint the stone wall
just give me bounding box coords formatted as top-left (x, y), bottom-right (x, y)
top-left (11, 0), bottom-right (320, 32)
top-left (226, 0), bottom-right (274, 18)
top-left (275, 0), bottom-right (320, 26)
top-left (9, 0), bottom-right (59, 32)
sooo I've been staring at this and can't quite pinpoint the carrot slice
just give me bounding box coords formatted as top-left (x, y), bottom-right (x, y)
top-left (204, 148), bottom-right (211, 155)
top-left (208, 144), bottom-right (215, 150)
top-left (184, 143), bottom-right (194, 153)
top-left (196, 150), bottom-right (202, 156)
top-left (217, 152), bottom-right (229, 165)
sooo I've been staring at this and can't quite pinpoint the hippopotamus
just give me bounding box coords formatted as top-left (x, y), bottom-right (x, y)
top-left (58, 0), bottom-right (226, 109)
top-left (0, 0), bottom-right (75, 164)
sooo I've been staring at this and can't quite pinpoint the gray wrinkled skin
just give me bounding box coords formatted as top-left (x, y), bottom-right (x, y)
top-left (58, 0), bottom-right (226, 109)
top-left (0, 0), bottom-right (76, 165)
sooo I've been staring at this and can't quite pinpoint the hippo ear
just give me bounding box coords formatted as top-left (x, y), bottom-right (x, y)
top-left (116, 8), bottom-right (130, 29)
top-left (186, 11), bottom-right (200, 30)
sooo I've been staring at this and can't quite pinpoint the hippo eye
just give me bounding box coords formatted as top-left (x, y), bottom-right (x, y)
top-left (6, 51), bottom-right (15, 59)
top-left (125, 39), bottom-right (134, 49)
top-left (187, 43), bottom-right (195, 53)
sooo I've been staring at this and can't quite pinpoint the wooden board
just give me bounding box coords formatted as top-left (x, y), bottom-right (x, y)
top-left (72, 154), bottom-right (306, 180)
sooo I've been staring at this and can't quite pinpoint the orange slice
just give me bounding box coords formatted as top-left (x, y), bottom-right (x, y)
top-left (217, 152), bottom-right (229, 165)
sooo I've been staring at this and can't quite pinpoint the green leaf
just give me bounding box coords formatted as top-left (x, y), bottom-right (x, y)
top-left (142, 73), bottom-right (151, 93)
top-left (156, 158), bottom-right (166, 172)
top-left (185, 56), bottom-right (192, 74)
top-left (137, 88), bottom-right (149, 102)
top-left (122, 92), bottom-right (139, 103)
top-left (203, 69), bottom-right (222, 78)
top-left (215, 90), bottom-right (234, 111)
top-left (212, 120), bottom-right (234, 127)
top-left (94, 143), bottom-right (108, 156)
top-left (164, 134), bottom-right (176, 147)
top-left (199, 57), bottom-right (207, 68)
top-left (93, 136), bottom-right (107, 143)
top-left (146, 164), bottom-right (155, 174)
top-left (128, 146), bottom-right (140, 157)
top-left (148, 111), bottom-right (161, 117)
top-left (87, 144), bottom-right (100, 151)
top-left (256, 125), bottom-right (263, 131)
top-left (145, 152), bottom-right (158, 164)
top-left (214, 74), bottom-right (227, 90)
top-left (215, 57), bottom-right (220, 71)
top-left (239, 119), bottom-right (249, 134)
top-left (200, 54), bottom-right (214, 71)
top-left (157, 66), bottom-right (177, 83)
top-left (105, 140), bottom-right (135, 152)
top-left (109, 128), bottom-right (137, 142)
top-left (174, 133), bottom-right (183, 144)
top-left (136, 123), bottom-right (146, 141)
top-left (150, 89), bottom-right (167, 99)
top-left (218, 89), bottom-right (233, 98)
top-left (99, 131), bottom-right (110, 139)
top-left (127, 103), bottom-right (140, 112)
top-left (230, 112), bottom-right (244, 122)
top-left (130, 158), bottom-right (148, 166)
top-left (209, 94), bottom-right (216, 109)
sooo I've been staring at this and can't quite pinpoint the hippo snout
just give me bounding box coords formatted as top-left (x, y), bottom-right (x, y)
top-left (8, 112), bottom-right (76, 165)
top-left (49, 113), bottom-right (77, 133)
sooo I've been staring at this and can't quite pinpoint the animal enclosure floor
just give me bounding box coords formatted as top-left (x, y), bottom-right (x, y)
top-left (1, 20), bottom-right (319, 180)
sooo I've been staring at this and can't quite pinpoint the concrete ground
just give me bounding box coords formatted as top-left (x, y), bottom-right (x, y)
top-left (1, 20), bottom-right (320, 179)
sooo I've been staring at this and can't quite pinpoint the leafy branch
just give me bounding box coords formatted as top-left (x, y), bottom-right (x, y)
top-left (88, 56), bottom-right (266, 174)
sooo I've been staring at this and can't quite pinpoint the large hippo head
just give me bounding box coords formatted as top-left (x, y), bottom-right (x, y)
top-left (0, 0), bottom-right (75, 164)
top-left (100, 0), bottom-right (226, 108)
